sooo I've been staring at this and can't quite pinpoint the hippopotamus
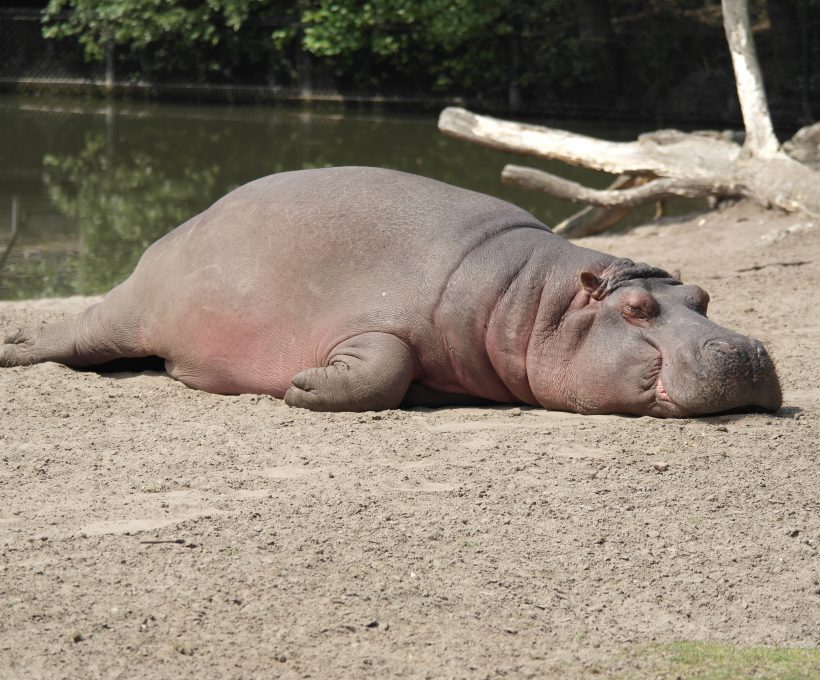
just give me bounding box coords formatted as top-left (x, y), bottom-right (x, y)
top-left (1, 167), bottom-right (781, 417)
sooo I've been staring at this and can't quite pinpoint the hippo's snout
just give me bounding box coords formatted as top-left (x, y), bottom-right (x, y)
top-left (702, 336), bottom-right (772, 380)
top-left (702, 337), bottom-right (762, 378)
top-left (684, 335), bottom-right (782, 413)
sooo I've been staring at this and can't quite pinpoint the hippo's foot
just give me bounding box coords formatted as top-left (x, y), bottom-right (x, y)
top-left (1, 322), bottom-right (107, 368)
top-left (0, 329), bottom-right (41, 367)
top-left (284, 332), bottom-right (415, 412)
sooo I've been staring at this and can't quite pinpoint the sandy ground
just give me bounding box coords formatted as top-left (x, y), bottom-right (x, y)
top-left (0, 201), bottom-right (818, 679)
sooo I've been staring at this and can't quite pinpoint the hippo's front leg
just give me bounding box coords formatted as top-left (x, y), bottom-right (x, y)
top-left (284, 332), bottom-right (415, 412)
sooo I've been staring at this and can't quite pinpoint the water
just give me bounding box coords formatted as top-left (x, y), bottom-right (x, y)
top-left (0, 95), bottom-right (662, 299)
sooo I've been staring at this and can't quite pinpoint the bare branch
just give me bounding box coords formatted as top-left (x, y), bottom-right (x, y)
top-left (553, 176), bottom-right (651, 238)
top-left (439, 107), bottom-right (672, 175)
top-left (501, 165), bottom-right (744, 207)
top-left (554, 205), bottom-right (633, 239)
top-left (436, 0), bottom-right (820, 231)
top-left (439, 107), bottom-right (740, 181)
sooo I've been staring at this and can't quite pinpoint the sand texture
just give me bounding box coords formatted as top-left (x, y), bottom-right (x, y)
top-left (1, 202), bottom-right (818, 678)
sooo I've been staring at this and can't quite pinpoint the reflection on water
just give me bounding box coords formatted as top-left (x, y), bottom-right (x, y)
top-left (1, 95), bottom-right (654, 299)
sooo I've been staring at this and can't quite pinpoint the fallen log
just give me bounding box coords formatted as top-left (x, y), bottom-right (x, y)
top-left (439, 107), bottom-right (820, 223)
top-left (501, 165), bottom-right (742, 208)
top-left (438, 0), bottom-right (820, 236)
top-left (550, 175), bottom-right (651, 238)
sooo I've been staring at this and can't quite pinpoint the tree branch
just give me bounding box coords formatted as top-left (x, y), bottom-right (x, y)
top-left (501, 164), bottom-right (745, 207)
top-left (439, 107), bottom-right (740, 180)
top-left (439, 107), bottom-right (672, 175)
top-left (552, 175), bottom-right (651, 238)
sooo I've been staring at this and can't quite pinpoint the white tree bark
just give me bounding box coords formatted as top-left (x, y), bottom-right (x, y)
top-left (721, 0), bottom-right (780, 156)
top-left (439, 108), bottom-right (741, 180)
top-left (501, 165), bottom-right (743, 207)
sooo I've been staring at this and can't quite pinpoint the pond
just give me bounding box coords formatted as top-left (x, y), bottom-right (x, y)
top-left (0, 94), bottom-right (663, 299)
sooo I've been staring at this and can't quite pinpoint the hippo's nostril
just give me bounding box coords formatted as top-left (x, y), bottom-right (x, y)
top-left (704, 338), bottom-right (738, 354)
top-left (749, 341), bottom-right (775, 382)
top-left (702, 337), bottom-right (756, 381)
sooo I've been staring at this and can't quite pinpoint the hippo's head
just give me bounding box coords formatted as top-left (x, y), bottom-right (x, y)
top-left (528, 259), bottom-right (782, 417)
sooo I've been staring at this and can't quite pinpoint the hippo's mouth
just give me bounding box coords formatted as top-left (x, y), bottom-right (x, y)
top-left (656, 376), bottom-right (671, 402)
top-left (651, 369), bottom-right (691, 417)
top-left (639, 342), bottom-right (689, 417)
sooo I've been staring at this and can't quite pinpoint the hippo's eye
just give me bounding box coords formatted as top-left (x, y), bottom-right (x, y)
top-left (623, 304), bottom-right (649, 320)
top-left (621, 291), bottom-right (659, 322)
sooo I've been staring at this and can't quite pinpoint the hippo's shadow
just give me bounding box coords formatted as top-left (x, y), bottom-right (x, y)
top-left (701, 404), bottom-right (802, 423)
top-left (80, 356), bottom-right (167, 375)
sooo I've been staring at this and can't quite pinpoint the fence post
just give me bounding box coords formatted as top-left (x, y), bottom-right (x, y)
top-left (0, 195), bottom-right (21, 274)
top-left (296, 28), bottom-right (313, 97)
top-left (799, 0), bottom-right (812, 123)
top-left (105, 39), bottom-right (114, 92)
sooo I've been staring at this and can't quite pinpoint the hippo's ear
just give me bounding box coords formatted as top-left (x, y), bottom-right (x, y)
top-left (672, 269), bottom-right (682, 282)
top-left (580, 271), bottom-right (604, 297)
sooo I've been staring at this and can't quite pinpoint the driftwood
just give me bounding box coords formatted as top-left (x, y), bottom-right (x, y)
top-left (783, 121), bottom-right (820, 168)
top-left (551, 175), bottom-right (655, 238)
top-left (502, 166), bottom-right (737, 207)
top-left (438, 0), bottom-right (820, 237)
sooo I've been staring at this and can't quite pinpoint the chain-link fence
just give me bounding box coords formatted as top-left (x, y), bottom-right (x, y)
top-left (0, 8), bottom-right (104, 83)
top-left (1, 6), bottom-right (817, 127)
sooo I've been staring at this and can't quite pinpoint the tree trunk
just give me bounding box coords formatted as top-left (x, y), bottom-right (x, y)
top-left (722, 0), bottom-right (779, 156)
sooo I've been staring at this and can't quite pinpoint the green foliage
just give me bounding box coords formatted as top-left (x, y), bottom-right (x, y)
top-left (41, 0), bottom-right (581, 98)
top-left (39, 1), bottom-right (815, 115)
top-left (42, 0), bottom-right (290, 80)
top-left (300, 0), bottom-right (505, 58)
top-left (293, 0), bottom-right (583, 97)
top-left (44, 0), bottom-right (258, 61)
top-left (291, 0), bottom-right (509, 94)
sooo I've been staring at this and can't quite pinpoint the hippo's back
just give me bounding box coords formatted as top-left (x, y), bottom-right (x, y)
top-left (218, 166), bottom-right (548, 267)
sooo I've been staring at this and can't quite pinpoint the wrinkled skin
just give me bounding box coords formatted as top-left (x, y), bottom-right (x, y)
top-left (0, 167), bottom-right (781, 417)
top-left (528, 268), bottom-right (782, 416)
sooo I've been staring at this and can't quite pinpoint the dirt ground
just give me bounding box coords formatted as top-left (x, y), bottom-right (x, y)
top-left (1, 201), bottom-right (818, 679)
